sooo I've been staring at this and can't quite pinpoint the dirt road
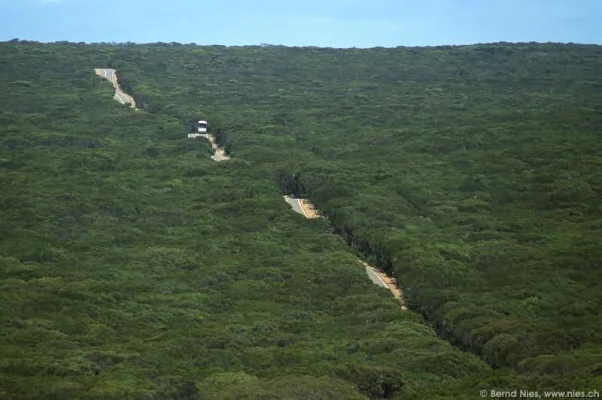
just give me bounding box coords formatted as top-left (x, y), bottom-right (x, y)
top-left (94, 68), bottom-right (136, 108)
top-left (193, 134), bottom-right (230, 161)
top-left (284, 195), bottom-right (407, 310)
top-left (207, 134), bottom-right (230, 161)
top-left (360, 261), bottom-right (407, 310)
top-left (284, 196), bottom-right (320, 219)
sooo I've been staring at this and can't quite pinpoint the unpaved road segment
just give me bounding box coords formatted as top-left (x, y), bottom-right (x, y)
top-left (360, 261), bottom-right (407, 310)
top-left (284, 195), bottom-right (407, 310)
top-left (298, 199), bottom-right (319, 218)
top-left (194, 134), bottom-right (230, 161)
top-left (284, 196), bottom-right (320, 219)
top-left (208, 135), bottom-right (230, 161)
top-left (284, 196), bottom-right (310, 218)
top-left (365, 266), bottom-right (389, 288)
top-left (94, 68), bottom-right (136, 108)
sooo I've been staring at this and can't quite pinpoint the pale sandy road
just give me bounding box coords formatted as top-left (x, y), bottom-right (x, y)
top-left (360, 261), bottom-right (407, 311)
top-left (283, 196), bottom-right (320, 219)
top-left (283, 195), bottom-right (406, 310)
top-left (284, 196), bottom-right (309, 218)
top-left (94, 68), bottom-right (136, 108)
top-left (365, 266), bottom-right (389, 288)
top-left (298, 199), bottom-right (319, 218)
top-left (195, 134), bottom-right (230, 162)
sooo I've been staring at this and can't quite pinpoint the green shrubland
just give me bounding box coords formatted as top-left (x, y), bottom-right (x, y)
top-left (1, 40), bottom-right (600, 398)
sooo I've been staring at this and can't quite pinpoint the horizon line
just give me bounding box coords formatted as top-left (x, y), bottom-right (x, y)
top-left (2, 38), bottom-right (602, 49)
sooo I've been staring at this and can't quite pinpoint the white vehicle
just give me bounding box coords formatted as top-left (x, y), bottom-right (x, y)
top-left (198, 120), bottom-right (208, 133)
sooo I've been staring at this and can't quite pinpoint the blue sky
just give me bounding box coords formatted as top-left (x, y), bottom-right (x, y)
top-left (0, 0), bottom-right (600, 47)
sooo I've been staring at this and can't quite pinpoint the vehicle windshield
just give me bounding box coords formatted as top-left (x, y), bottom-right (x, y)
top-left (199, 123), bottom-right (207, 128)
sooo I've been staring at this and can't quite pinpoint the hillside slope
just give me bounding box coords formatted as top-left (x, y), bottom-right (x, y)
top-left (1, 40), bottom-right (601, 398)
top-left (109, 42), bottom-right (602, 381)
top-left (0, 41), bottom-right (491, 400)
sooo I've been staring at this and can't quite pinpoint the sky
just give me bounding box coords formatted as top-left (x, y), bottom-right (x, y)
top-left (0, 0), bottom-right (601, 48)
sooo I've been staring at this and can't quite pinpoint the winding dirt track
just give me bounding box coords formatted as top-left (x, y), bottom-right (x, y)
top-left (93, 67), bottom-right (405, 310)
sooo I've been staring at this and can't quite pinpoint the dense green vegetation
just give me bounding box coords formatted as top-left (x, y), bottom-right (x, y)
top-left (1, 40), bottom-right (601, 398)
top-left (113, 41), bottom-right (602, 374)
top-left (0, 41), bottom-right (487, 399)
